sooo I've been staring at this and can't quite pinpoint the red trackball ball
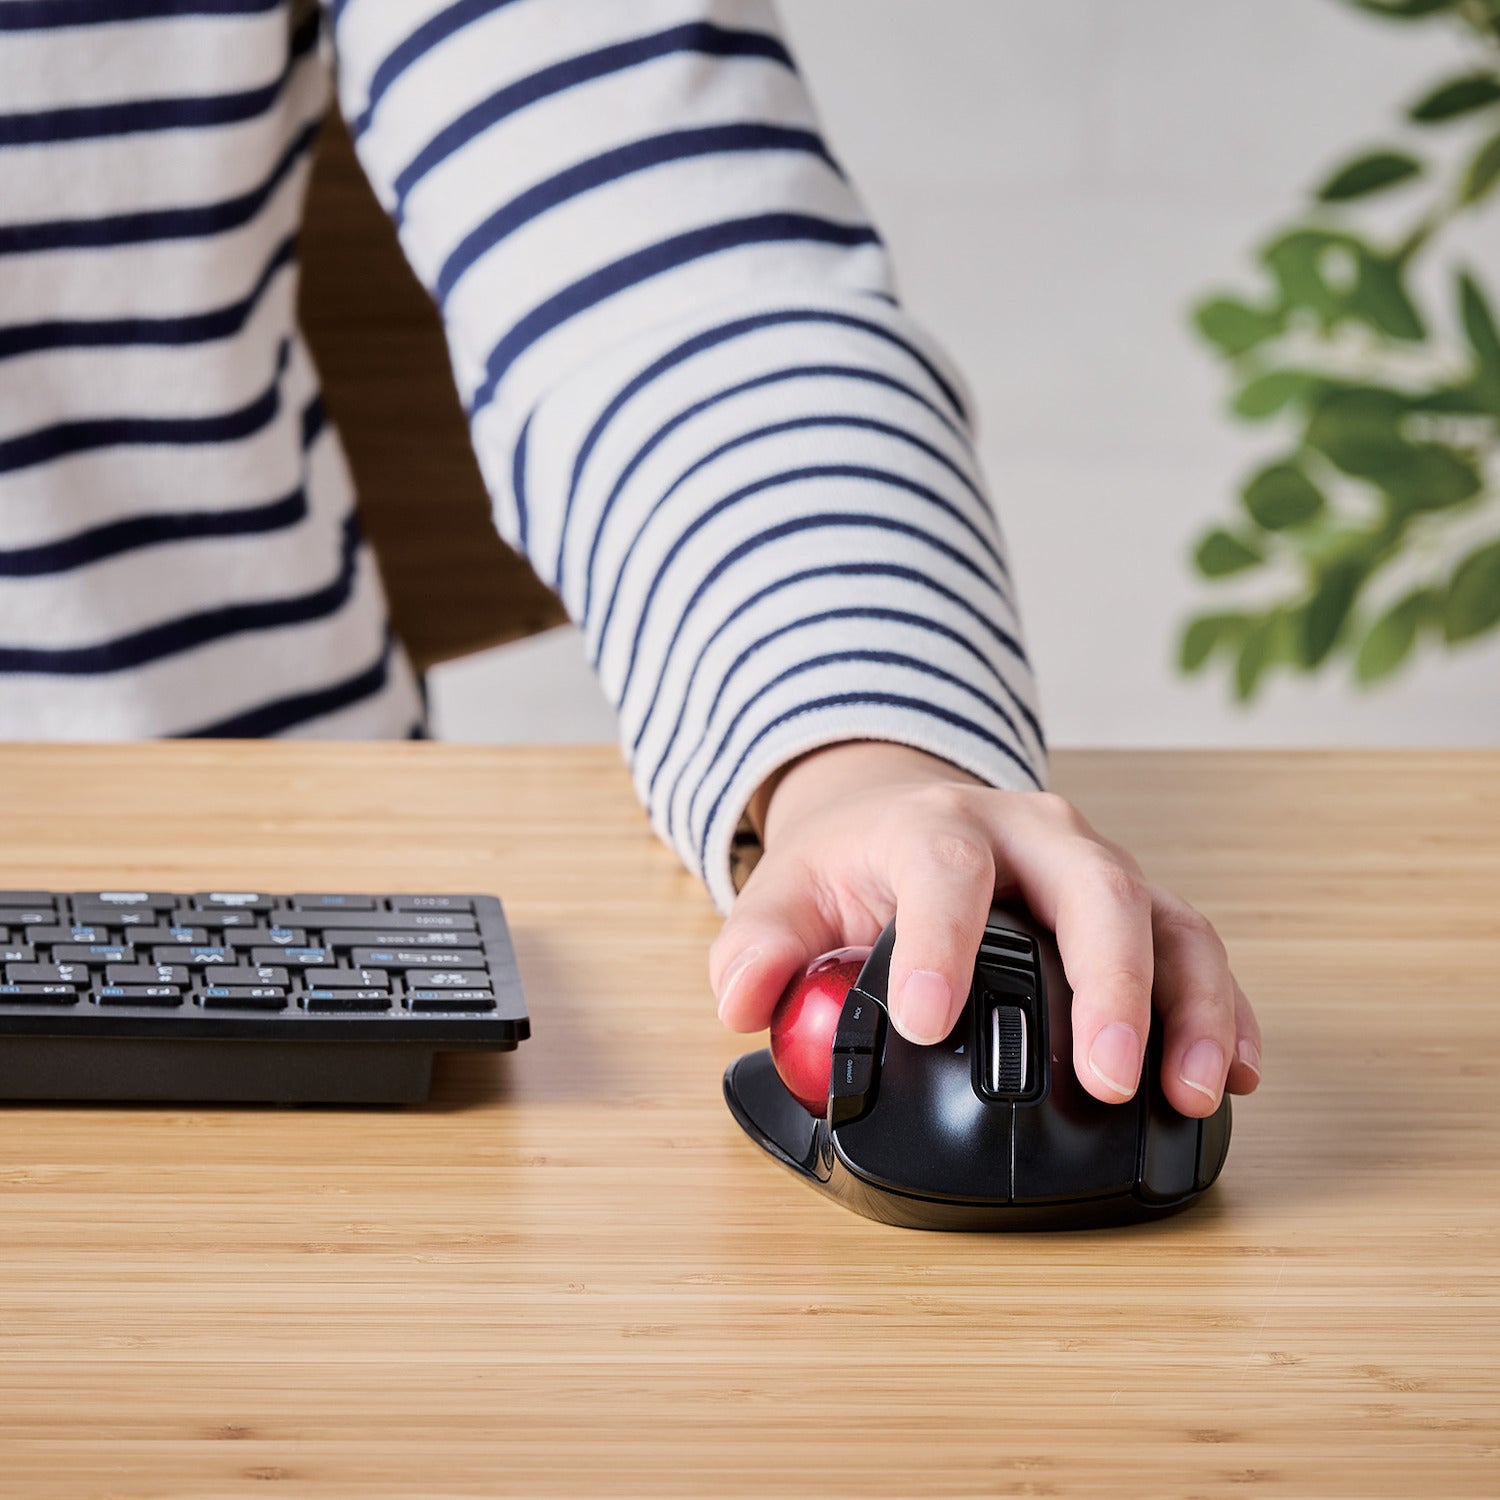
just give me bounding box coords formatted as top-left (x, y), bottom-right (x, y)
top-left (769, 946), bottom-right (873, 1115)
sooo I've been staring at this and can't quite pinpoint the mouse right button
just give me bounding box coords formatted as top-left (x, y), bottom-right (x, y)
top-left (1012, 1084), bottom-right (1142, 1203)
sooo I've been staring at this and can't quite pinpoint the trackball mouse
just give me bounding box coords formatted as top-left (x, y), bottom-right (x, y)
top-left (723, 901), bottom-right (1231, 1229)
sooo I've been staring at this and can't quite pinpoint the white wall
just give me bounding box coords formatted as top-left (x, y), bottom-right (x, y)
top-left (430, 0), bottom-right (1500, 748)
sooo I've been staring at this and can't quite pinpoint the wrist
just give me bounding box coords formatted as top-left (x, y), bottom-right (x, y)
top-left (750, 741), bottom-right (984, 847)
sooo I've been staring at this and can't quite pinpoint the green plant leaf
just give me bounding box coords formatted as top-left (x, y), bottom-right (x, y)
top-left (1350, 0), bottom-right (1463, 18)
top-left (1194, 297), bottom-right (1284, 356)
top-left (1356, 589), bottom-right (1437, 683)
top-left (1231, 369), bottom-right (1323, 420)
top-left (1305, 386), bottom-right (1410, 477)
top-left (1180, 612), bottom-right (1251, 673)
top-left (1442, 537), bottom-right (1500, 640)
top-left (1195, 528), bottom-right (1266, 577)
top-left (1350, 251), bottom-right (1426, 339)
top-left (1262, 229), bottom-right (1357, 325)
top-left (1410, 72), bottom-right (1500, 121)
top-left (1300, 558), bottom-right (1368, 666)
top-left (1242, 462), bottom-right (1326, 529)
top-left (1458, 270), bottom-right (1500, 386)
top-left (1460, 130), bottom-right (1500, 203)
top-left (1380, 444), bottom-right (1484, 512)
top-left (1234, 616), bottom-right (1278, 702)
top-left (1317, 149), bottom-right (1423, 201)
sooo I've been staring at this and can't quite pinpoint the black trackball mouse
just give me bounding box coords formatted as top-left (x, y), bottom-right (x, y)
top-left (723, 901), bottom-right (1231, 1230)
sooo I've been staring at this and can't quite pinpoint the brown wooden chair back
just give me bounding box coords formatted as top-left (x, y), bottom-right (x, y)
top-left (298, 112), bottom-right (567, 675)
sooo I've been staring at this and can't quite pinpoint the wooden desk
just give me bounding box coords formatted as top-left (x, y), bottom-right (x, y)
top-left (0, 745), bottom-right (1495, 1497)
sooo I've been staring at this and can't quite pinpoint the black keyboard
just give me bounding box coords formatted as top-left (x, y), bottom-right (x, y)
top-left (0, 890), bottom-right (528, 1104)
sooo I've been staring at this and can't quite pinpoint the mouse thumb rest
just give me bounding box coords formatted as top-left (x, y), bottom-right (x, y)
top-left (723, 905), bottom-right (1231, 1231)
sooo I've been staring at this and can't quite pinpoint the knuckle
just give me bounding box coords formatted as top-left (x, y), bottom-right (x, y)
top-left (922, 830), bottom-right (992, 880)
top-left (1080, 851), bottom-right (1149, 911)
top-left (1031, 790), bottom-right (1087, 831)
top-left (1156, 893), bottom-right (1226, 953)
top-left (908, 782), bottom-right (978, 824)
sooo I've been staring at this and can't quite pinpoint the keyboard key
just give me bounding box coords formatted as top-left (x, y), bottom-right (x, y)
top-left (302, 967), bottom-right (389, 988)
top-left (277, 909), bottom-right (476, 933)
top-left (122, 925), bottom-right (208, 946)
top-left (153, 946), bottom-right (233, 965)
top-left (6, 962), bottom-right (88, 986)
top-left (303, 989), bottom-right (392, 1011)
top-left (172, 909), bottom-right (259, 929)
top-left (352, 948), bottom-right (485, 970)
top-left (197, 988), bottom-right (287, 1010)
top-left (405, 990), bottom-right (497, 1011)
top-left (290, 893), bottom-right (379, 911)
top-left (224, 927), bottom-right (307, 949)
top-left (52, 945), bottom-right (136, 963)
top-left (1, 946), bottom-right (34, 964)
top-left (193, 892), bottom-right (274, 911)
top-left (0, 892), bottom-right (58, 907)
top-left (396, 970), bottom-right (490, 991)
top-left (27, 925), bottom-right (110, 945)
top-left (323, 929), bottom-right (467, 949)
top-left (390, 895), bottom-right (474, 912)
top-left (0, 983), bottom-right (79, 1004)
top-left (0, 906), bottom-right (55, 927)
top-left (106, 964), bottom-right (189, 987)
top-left (198, 966), bottom-right (289, 988)
top-left (251, 946), bottom-right (328, 967)
top-left (70, 904), bottom-right (157, 927)
top-left (76, 891), bottom-right (177, 909)
top-left (93, 986), bottom-right (183, 1007)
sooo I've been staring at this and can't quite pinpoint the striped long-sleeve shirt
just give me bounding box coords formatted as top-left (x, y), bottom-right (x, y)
top-left (0, 0), bottom-right (1046, 910)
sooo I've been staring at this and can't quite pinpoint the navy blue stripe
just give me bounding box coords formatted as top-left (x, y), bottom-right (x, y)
top-left (685, 648), bottom-right (1040, 841)
top-left (180, 631), bottom-right (394, 738)
top-left (0, 338), bottom-right (290, 475)
top-left (391, 23), bottom-right (795, 216)
top-left (0, 117), bottom-right (319, 256)
top-left (435, 123), bottom-right (836, 304)
top-left (0, 489), bottom-right (306, 580)
top-left (0, 514), bottom-right (363, 677)
top-left (663, 611), bottom-right (1028, 843)
top-left (469, 214), bottom-right (881, 416)
top-left (602, 416), bottom-right (1003, 669)
top-left (603, 468), bottom-right (1010, 709)
top-left (0, 0), bottom-right (278, 28)
top-left (698, 691), bottom-right (1044, 864)
top-left (553, 308), bottom-right (969, 566)
top-left (644, 565), bottom-right (1042, 804)
top-left (0, 11), bottom-right (318, 146)
top-left (570, 363), bottom-right (963, 609)
top-left (614, 514), bottom-right (1016, 769)
top-left (351, 0), bottom-right (528, 137)
top-left (0, 233), bottom-right (296, 361)
top-left (0, 395), bottom-right (324, 578)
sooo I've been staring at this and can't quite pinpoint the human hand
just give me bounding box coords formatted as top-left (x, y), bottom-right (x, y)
top-left (709, 742), bottom-right (1261, 1117)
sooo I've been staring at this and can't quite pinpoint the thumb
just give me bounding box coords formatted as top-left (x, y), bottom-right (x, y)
top-left (708, 858), bottom-right (838, 1033)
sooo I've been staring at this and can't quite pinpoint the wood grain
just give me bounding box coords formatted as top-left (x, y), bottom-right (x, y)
top-left (0, 744), bottom-right (1495, 1498)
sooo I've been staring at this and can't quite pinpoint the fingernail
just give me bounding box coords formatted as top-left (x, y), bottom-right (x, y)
top-left (1180, 1039), bottom-right (1226, 1103)
top-left (1235, 1037), bottom-right (1262, 1080)
top-left (892, 970), bottom-right (954, 1044)
top-left (1088, 1022), bottom-right (1142, 1097)
top-left (717, 947), bottom-right (761, 1022)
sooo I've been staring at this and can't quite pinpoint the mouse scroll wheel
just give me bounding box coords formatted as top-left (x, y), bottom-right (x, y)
top-left (989, 1004), bottom-right (1028, 1095)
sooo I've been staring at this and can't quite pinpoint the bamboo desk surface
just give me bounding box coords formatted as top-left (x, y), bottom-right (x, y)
top-left (0, 744), bottom-right (1495, 1499)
